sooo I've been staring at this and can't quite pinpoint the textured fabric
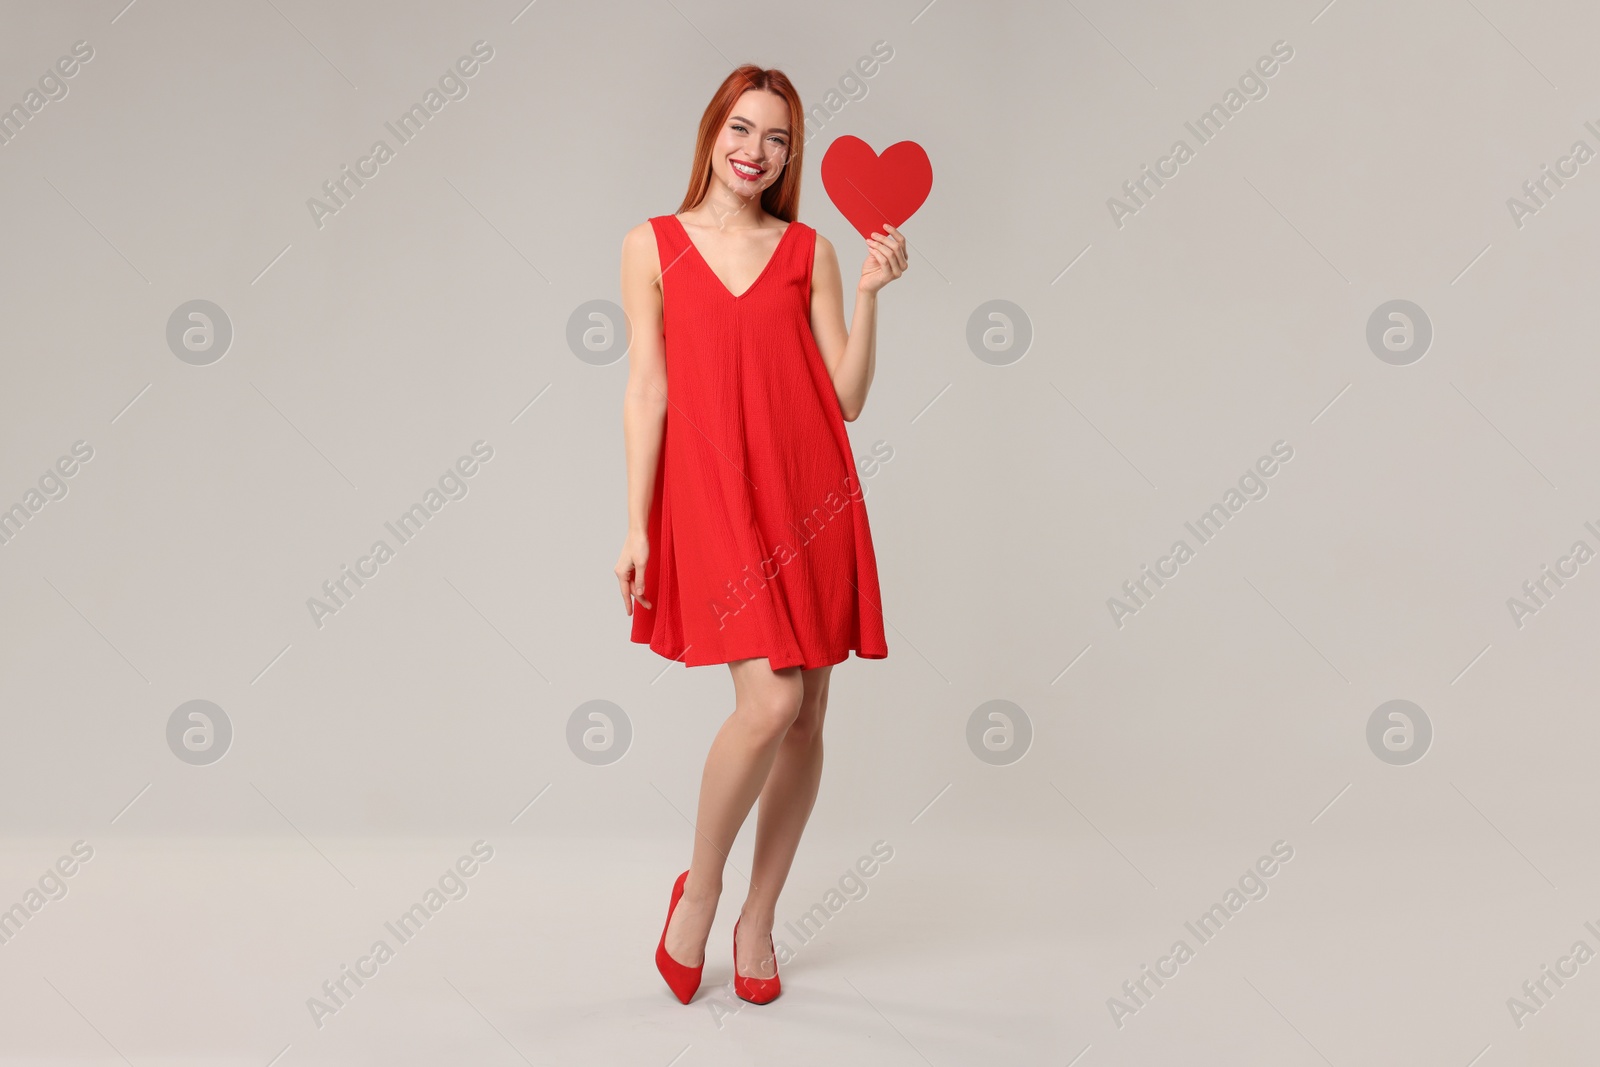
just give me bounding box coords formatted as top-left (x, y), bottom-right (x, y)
top-left (629, 213), bottom-right (888, 671)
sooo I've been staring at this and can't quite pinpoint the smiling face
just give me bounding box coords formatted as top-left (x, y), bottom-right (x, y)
top-left (711, 89), bottom-right (791, 203)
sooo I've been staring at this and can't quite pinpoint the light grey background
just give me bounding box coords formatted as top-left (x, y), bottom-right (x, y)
top-left (1, 0), bottom-right (1597, 1063)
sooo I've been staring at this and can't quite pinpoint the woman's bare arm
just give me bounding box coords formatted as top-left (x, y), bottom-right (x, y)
top-left (616, 222), bottom-right (668, 612)
top-left (808, 225), bottom-right (906, 422)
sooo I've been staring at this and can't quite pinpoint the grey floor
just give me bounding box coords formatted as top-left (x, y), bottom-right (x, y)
top-left (1, 824), bottom-right (1593, 1065)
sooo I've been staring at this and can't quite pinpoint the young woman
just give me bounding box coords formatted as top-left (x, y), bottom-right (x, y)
top-left (614, 64), bottom-right (908, 1005)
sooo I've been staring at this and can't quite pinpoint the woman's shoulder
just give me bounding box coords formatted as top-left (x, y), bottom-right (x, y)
top-left (802, 220), bottom-right (830, 253)
top-left (624, 217), bottom-right (666, 250)
top-left (621, 219), bottom-right (668, 284)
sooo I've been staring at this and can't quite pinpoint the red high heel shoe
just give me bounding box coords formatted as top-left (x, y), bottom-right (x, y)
top-left (733, 917), bottom-right (782, 1004)
top-left (655, 870), bottom-right (704, 1003)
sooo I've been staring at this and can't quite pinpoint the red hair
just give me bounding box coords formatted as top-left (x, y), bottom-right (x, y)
top-left (677, 65), bottom-right (804, 222)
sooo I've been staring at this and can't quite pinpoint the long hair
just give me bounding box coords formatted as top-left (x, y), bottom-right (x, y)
top-left (677, 65), bottom-right (804, 222)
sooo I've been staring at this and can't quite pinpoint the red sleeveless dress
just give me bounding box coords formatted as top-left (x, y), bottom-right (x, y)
top-left (629, 213), bottom-right (888, 671)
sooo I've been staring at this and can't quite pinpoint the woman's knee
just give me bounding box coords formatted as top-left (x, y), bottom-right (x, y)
top-left (784, 665), bottom-right (830, 745)
top-left (784, 696), bottom-right (826, 746)
top-left (739, 680), bottom-right (804, 738)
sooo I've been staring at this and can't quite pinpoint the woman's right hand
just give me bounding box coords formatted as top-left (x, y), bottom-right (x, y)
top-left (615, 531), bottom-right (652, 614)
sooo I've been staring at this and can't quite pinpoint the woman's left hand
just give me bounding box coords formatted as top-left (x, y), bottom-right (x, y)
top-left (858, 223), bottom-right (909, 294)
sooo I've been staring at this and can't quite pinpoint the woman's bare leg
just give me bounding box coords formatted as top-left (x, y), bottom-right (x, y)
top-left (661, 657), bottom-right (804, 967)
top-left (735, 663), bottom-right (832, 979)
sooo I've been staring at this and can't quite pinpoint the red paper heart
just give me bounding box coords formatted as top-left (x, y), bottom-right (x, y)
top-left (820, 136), bottom-right (932, 240)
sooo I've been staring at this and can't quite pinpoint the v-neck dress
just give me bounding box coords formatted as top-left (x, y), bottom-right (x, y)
top-left (629, 213), bottom-right (888, 671)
